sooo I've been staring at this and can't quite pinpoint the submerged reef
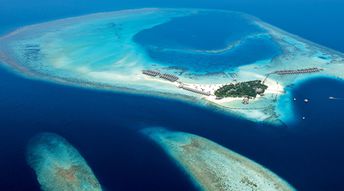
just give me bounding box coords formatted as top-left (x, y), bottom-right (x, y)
top-left (1, 8), bottom-right (344, 124)
top-left (142, 128), bottom-right (295, 191)
top-left (26, 133), bottom-right (102, 191)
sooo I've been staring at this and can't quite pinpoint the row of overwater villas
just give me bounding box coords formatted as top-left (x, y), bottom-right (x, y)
top-left (273, 67), bottom-right (323, 75)
top-left (142, 70), bottom-right (179, 82)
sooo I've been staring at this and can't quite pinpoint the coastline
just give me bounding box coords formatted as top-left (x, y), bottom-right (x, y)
top-left (0, 8), bottom-right (343, 125)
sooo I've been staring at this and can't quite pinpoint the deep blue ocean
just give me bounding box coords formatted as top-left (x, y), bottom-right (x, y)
top-left (1, 0), bottom-right (344, 190)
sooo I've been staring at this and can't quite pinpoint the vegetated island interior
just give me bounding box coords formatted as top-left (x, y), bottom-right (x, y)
top-left (215, 80), bottom-right (268, 99)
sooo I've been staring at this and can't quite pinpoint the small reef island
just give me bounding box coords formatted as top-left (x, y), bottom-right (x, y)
top-left (142, 128), bottom-right (295, 191)
top-left (214, 80), bottom-right (268, 101)
top-left (0, 8), bottom-right (344, 124)
top-left (26, 133), bottom-right (102, 191)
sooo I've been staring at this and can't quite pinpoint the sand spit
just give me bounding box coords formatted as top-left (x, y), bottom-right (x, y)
top-left (142, 128), bottom-right (296, 191)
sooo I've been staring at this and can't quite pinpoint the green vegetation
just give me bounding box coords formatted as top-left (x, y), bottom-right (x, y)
top-left (215, 80), bottom-right (268, 98)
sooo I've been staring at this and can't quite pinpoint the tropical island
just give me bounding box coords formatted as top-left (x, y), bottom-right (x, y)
top-left (0, 8), bottom-right (343, 125)
top-left (214, 80), bottom-right (268, 99)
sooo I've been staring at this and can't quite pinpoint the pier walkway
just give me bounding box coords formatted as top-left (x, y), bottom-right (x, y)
top-left (142, 70), bottom-right (211, 96)
top-left (178, 84), bottom-right (211, 96)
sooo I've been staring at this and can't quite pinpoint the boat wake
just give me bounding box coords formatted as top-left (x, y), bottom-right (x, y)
top-left (329, 96), bottom-right (344, 100)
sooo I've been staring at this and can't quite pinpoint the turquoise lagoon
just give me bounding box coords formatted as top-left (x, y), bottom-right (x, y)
top-left (133, 10), bottom-right (281, 72)
top-left (1, 3), bottom-right (344, 191)
top-left (0, 9), bottom-right (281, 79)
top-left (1, 8), bottom-right (343, 124)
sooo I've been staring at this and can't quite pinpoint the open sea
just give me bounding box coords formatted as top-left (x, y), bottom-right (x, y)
top-left (1, 0), bottom-right (344, 190)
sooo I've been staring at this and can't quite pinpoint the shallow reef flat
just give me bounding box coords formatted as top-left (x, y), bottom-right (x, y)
top-left (26, 133), bottom-right (102, 191)
top-left (1, 8), bottom-right (344, 124)
top-left (142, 128), bottom-right (295, 191)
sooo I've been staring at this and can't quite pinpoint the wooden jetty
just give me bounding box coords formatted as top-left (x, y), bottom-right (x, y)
top-left (179, 84), bottom-right (211, 96)
top-left (142, 70), bottom-right (210, 96)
